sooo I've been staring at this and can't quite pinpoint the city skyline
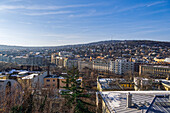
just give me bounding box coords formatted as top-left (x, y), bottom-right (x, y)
top-left (0, 0), bottom-right (170, 46)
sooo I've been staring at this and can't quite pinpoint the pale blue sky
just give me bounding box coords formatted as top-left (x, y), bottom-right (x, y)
top-left (0, 0), bottom-right (170, 46)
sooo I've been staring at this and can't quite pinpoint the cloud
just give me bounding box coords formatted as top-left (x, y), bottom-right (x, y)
top-left (141, 9), bottom-right (169, 15)
top-left (24, 11), bottom-right (72, 16)
top-left (0, 3), bottom-right (99, 11)
top-left (0, 19), bottom-right (6, 22)
top-left (7, 0), bottom-right (23, 2)
top-left (147, 1), bottom-right (166, 7)
top-left (116, 1), bottom-right (166, 12)
top-left (19, 21), bottom-right (32, 24)
top-left (69, 10), bottom-right (113, 18)
top-left (0, 5), bottom-right (24, 10)
top-left (0, 3), bottom-right (99, 16)
top-left (41, 34), bottom-right (82, 39)
top-left (69, 10), bottom-right (96, 18)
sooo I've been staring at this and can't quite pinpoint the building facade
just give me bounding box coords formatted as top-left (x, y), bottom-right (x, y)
top-left (139, 65), bottom-right (170, 76)
top-left (110, 59), bottom-right (134, 75)
top-left (93, 59), bottom-right (109, 72)
top-left (78, 61), bottom-right (93, 72)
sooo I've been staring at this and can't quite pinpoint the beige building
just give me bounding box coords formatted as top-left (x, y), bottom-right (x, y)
top-left (93, 59), bottom-right (109, 72)
top-left (55, 57), bottom-right (65, 68)
top-left (51, 53), bottom-right (57, 64)
top-left (64, 58), bottom-right (78, 69)
top-left (44, 76), bottom-right (67, 89)
top-left (78, 61), bottom-right (93, 72)
top-left (44, 75), bottom-right (82, 89)
top-left (139, 65), bottom-right (170, 76)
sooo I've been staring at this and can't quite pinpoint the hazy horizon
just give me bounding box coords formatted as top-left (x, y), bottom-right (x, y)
top-left (0, 39), bottom-right (169, 47)
top-left (0, 0), bottom-right (170, 46)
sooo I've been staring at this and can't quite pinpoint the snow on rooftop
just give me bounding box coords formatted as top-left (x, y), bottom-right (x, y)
top-left (101, 91), bottom-right (170, 113)
top-left (22, 74), bottom-right (38, 79)
top-left (99, 78), bottom-right (106, 82)
top-left (9, 69), bottom-right (17, 74)
top-left (143, 65), bottom-right (170, 68)
top-left (10, 75), bottom-right (19, 77)
top-left (165, 58), bottom-right (170, 63)
top-left (102, 92), bottom-right (121, 108)
top-left (58, 76), bottom-right (65, 79)
top-left (9, 69), bottom-right (28, 74)
top-left (102, 91), bottom-right (170, 94)
top-left (155, 79), bottom-right (170, 83)
top-left (153, 65), bottom-right (169, 68)
top-left (18, 71), bottom-right (29, 75)
top-left (99, 78), bottom-right (125, 83)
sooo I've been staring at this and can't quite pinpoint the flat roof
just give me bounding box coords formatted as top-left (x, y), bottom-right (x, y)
top-left (142, 65), bottom-right (170, 69)
top-left (98, 78), bottom-right (132, 90)
top-left (100, 91), bottom-right (170, 113)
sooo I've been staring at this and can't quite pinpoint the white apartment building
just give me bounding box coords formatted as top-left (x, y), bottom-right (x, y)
top-left (93, 59), bottom-right (109, 72)
top-left (110, 59), bottom-right (134, 75)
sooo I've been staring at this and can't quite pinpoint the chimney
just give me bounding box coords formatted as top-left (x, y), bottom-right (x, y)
top-left (47, 65), bottom-right (50, 75)
top-left (127, 92), bottom-right (132, 108)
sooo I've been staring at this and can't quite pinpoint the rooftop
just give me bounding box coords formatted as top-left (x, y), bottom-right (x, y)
top-left (44, 75), bottom-right (65, 79)
top-left (142, 65), bottom-right (170, 69)
top-left (22, 74), bottom-right (39, 79)
top-left (98, 78), bottom-right (133, 90)
top-left (100, 91), bottom-right (170, 113)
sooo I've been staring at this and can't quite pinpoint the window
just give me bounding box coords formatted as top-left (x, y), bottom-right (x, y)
top-left (46, 79), bottom-right (50, 82)
top-left (53, 79), bottom-right (55, 82)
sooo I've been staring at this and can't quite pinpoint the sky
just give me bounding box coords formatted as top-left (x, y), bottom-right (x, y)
top-left (0, 0), bottom-right (170, 46)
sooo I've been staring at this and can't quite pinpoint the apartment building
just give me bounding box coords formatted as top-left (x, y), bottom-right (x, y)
top-left (93, 59), bottom-right (109, 72)
top-left (110, 59), bottom-right (134, 75)
top-left (44, 75), bottom-right (67, 89)
top-left (78, 60), bottom-right (93, 72)
top-left (44, 75), bottom-right (82, 89)
top-left (64, 58), bottom-right (78, 69)
top-left (55, 57), bottom-right (65, 68)
top-left (139, 65), bottom-right (170, 76)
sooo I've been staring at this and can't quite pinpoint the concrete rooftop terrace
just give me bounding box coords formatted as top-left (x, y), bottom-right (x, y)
top-left (100, 91), bottom-right (170, 113)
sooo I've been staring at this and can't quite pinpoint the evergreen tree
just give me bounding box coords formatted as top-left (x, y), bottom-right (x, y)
top-left (61, 67), bottom-right (93, 113)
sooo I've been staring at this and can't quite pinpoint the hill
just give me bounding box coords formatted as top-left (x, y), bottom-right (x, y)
top-left (0, 40), bottom-right (169, 50)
